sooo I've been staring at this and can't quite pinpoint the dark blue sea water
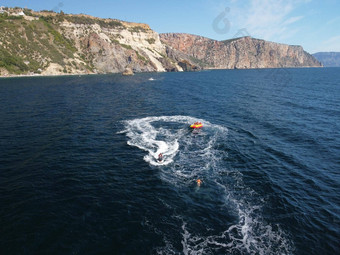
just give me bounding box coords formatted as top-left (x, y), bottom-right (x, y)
top-left (0, 68), bottom-right (339, 255)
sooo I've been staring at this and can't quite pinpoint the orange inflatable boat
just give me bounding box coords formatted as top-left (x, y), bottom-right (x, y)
top-left (190, 122), bottom-right (203, 129)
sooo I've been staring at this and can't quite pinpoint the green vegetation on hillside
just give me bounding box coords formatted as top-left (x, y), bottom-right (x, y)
top-left (0, 8), bottom-right (188, 75)
top-left (135, 51), bottom-right (148, 63)
top-left (0, 47), bottom-right (28, 74)
top-left (146, 38), bottom-right (156, 44)
top-left (0, 12), bottom-right (81, 74)
top-left (128, 26), bottom-right (147, 33)
top-left (64, 15), bottom-right (124, 29)
top-left (119, 43), bottom-right (133, 50)
top-left (39, 16), bottom-right (77, 54)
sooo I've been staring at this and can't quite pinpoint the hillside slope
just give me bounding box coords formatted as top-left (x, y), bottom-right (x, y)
top-left (0, 8), bottom-right (193, 76)
top-left (312, 52), bottom-right (340, 67)
top-left (0, 8), bottom-right (321, 77)
top-left (160, 33), bottom-right (322, 69)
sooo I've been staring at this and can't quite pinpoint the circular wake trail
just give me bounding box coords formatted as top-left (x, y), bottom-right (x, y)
top-left (123, 116), bottom-right (215, 166)
top-left (122, 116), bottom-right (293, 254)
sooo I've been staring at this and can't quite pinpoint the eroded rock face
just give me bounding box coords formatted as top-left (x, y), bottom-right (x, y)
top-left (160, 33), bottom-right (322, 69)
top-left (52, 19), bottom-right (201, 74)
top-left (0, 9), bottom-right (321, 76)
top-left (61, 20), bottom-right (173, 73)
top-left (0, 10), bottom-right (190, 76)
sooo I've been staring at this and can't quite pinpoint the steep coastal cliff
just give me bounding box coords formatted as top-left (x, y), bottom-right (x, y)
top-left (0, 8), bottom-right (321, 76)
top-left (160, 33), bottom-right (322, 69)
top-left (0, 8), bottom-right (186, 76)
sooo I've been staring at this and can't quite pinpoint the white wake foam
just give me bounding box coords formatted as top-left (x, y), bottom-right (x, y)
top-left (123, 116), bottom-right (219, 166)
top-left (122, 115), bottom-right (293, 254)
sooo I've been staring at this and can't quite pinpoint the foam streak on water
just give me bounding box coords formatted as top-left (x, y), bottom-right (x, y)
top-left (123, 115), bottom-right (293, 254)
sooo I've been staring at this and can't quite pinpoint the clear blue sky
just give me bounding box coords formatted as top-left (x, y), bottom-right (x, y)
top-left (1, 0), bottom-right (339, 53)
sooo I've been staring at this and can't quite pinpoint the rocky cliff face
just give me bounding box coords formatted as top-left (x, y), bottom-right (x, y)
top-left (0, 8), bottom-right (321, 77)
top-left (0, 9), bottom-right (188, 76)
top-left (160, 33), bottom-right (322, 69)
top-left (60, 19), bottom-right (171, 73)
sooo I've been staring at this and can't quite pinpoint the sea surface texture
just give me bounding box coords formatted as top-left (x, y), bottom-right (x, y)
top-left (0, 68), bottom-right (339, 255)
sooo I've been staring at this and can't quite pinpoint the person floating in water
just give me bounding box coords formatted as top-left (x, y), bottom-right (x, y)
top-left (158, 153), bottom-right (163, 161)
top-left (196, 179), bottom-right (202, 186)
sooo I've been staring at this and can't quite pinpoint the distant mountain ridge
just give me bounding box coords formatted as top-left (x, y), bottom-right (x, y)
top-left (160, 33), bottom-right (322, 69)
top-left (0, 7), bottom-right (322, 77)
top-left (312, 52), bottom-right (340, 67)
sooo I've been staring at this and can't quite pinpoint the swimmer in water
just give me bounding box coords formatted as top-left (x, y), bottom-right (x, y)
top-left (158, 153), bottom-right (163, 161)
top-left (196, 179), bottom-right (202, 186)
